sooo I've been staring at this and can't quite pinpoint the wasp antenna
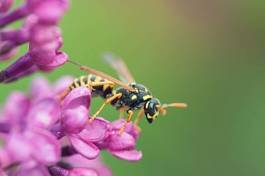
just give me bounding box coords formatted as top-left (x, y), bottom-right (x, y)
top-left (157, 103), bottom-right (187, 116)
top-left (67, 59), bottom-right (84, 67)
top-left (166, 103), bottom-right (188, 109)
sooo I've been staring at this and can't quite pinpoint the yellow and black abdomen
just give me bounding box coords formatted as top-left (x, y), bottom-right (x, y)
top-left (69, 74), bottom-right (114, 98)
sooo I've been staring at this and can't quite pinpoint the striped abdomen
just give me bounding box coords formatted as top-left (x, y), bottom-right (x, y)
top-left (69, 74), bottom-right (114, 98)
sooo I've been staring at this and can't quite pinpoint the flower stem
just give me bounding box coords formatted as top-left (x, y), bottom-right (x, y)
top-left (0, 5), bottom-right (28, 28)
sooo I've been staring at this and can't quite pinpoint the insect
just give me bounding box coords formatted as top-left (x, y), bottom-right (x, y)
top-left (59, 54), bottom-right (187, 133)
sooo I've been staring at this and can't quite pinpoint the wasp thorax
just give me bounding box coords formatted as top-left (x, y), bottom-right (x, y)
top-left (144, 98), bottom-right (161, 124)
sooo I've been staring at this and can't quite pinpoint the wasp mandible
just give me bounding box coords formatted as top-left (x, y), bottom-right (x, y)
top-left (59, 54), bottom-right (187, 133)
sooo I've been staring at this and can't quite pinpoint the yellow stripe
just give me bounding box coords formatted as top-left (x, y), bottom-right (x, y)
top-left (143, 95), bottom-right (152, 101)
top-left (103, 84), bottom-right (109, 91)
top-left (80, 76), bottom-right (86, 86)
top-left (74, 79), bottom-right (79, 87)
top-left (94, 76), bottom-right (101, 82)
top-left (131, 95), bottom-right (137, 100)
top-left (87, 75), bottom-right (91, 84)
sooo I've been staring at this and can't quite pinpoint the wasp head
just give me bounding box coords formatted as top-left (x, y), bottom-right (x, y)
top-left (144, 98), bottom-right (161, 124)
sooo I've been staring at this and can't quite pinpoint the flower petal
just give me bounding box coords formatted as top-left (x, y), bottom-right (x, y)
top-left (78, 118), bottom-right (109, 143)
top-left (62, 106), bottom-right (88, 134)
top-left (53, 76), bottom-right (74, 94)
top-left (27, 98), bottom-right (60, 128)
top-left (30, 76), bottom-right (51, 101)
top-left (2, 92), bottom-right (30, 125)
top-left (65, 155), bottom-right (112, 176)
top-left (111, 119), bottom-right (126, 130)
top-left (28, 0), bottom-right (69, 24)
top-left (15, 166), bottom-right (50, 176)
top-left (6, 132), bottom-right (32, 162)
top-left (109, 150), bottom-right (142, 161)
top-left (111, 119), bottom-right (140, 139)
top-left (69, 168), bottom-right (98, 176)
top-left (38, 52), bottom-right (68, 72)
top-left (69, 136), bottom-right (99, 160)
top-left (27, 128), bottom-right (61, 164)
top-left (109, 133), bottom-right (135, 151)
top-left (62, 87), bottom-right (91, 110)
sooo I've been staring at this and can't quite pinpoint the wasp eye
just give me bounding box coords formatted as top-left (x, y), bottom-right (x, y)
top-left (144, 98), bottom-right (160, 124)
top-left (146, 114), bottom-right (154, 124)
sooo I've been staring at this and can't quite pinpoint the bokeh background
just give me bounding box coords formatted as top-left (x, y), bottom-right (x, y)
top-left (1, 1), bottom-right (265, 176)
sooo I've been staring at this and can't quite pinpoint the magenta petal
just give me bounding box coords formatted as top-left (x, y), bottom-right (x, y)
top-left (62, 106), bottom-right (88, 134)
top-left (69, 168), bottom-right (98, 176)
top-left (63, 87), bottom-right (91, 109)
top-left (69, 136), bottom-right (100, 159)
top-left (6, 132), bottom-right (32, 162)
top-left (15, 166), bottom-right (50, 176)
top-left (2, 92), bottom-right (30, 125)
top-left (30, 76), bottom-right (51, 101)
top-left (111, 119), bottom-right (140, 139)
top-left (64, 155), bottom-right (111, 176)
top-left (0, 149), bottom-right (11, 168)
top-left (30, 25), bottom-right (60, 44)
top-left (78, 118), bottom-right (109, 143)
top-left (111, 119), bottom-right (126, 130)
top-left (0, 169), bottom-right (6, 176)
top-left (109, 150), bottom-right (142, 161)
top-left (109, 133), bottom-right (135, 151)
top-left (53, 76), bottom-right (74, 94)
top-left (27, 128), bottom-right (61, 164)
top-left (27, 98), bottom-right (60, 128)
top-left (38, 52), bottom-right (68, 72)
top-left (32, 1), bottom-right (66, 24)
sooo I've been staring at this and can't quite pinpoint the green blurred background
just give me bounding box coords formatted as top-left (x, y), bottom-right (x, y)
top-left (1, 0), bottom-right (265, 176)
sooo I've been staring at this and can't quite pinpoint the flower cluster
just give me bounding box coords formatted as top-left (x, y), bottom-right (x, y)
top-left (0, 76), bottom-right (142, 176)
top-left (0, 0), bottom-right (69, 83)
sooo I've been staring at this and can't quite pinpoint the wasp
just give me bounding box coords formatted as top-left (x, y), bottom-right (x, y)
top-left (59, 54), bottom-right (187, 133)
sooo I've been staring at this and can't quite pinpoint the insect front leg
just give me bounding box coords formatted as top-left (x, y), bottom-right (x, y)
top-left (134, 107), bottom-right (144, 126)
top-left (88, 93), bottom-right (122, 123)
top-left (119, 110), bottom-right (134, 135)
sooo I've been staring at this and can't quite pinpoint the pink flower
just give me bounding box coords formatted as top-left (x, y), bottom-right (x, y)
top-left (65, 155), bottom-right (112, 176)
top-left (64, 118), bottom-right (142, 162)
top-left (0, 76), bottom-right (143, 176)
top-left (0, 0), bottom-right (69, 83)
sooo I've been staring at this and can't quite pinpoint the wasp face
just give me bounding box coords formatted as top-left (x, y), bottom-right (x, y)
top-left (144, 98), bottom-right (161, 124)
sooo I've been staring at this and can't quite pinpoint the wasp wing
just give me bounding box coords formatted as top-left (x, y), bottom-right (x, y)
top-left (67, 59), bottom-right (135, 92)
top-left (103, 53), bottom-right (135, 83)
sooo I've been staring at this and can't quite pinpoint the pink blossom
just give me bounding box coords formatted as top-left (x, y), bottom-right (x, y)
top-left (0, 0), bottom-right (69, 83)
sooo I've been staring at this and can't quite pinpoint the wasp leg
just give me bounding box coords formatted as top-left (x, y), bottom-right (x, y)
top-left (133, 108), bottom-right (144, 133)
top-left (57, 88), bottom-right (71, 101)
top-left (134, 107), bottom-right (144, 126)
top-left (119, 110), bottom-right (134, 135)
top-left (119, 107), bottom-right (125, 119)
top-left (89, 93), bottom-right (122, 123)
